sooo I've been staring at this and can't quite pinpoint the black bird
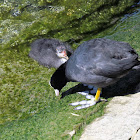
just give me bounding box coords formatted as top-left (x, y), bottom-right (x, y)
top-left (50, 38), bottom-right (140, 109)
top-left (29, 38), bottom-right (73, 68)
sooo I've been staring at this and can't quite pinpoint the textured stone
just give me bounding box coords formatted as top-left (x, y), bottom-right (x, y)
top-left (80, 92), bottom-right (140, 140)
top-left (134, 128), bottom-right (140, 140)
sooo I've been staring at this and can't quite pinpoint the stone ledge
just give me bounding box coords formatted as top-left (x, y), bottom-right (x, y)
top-left (80, 92), bottom-right (140, 140)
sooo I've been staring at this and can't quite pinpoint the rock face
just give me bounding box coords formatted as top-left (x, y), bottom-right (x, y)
top-left (1, 0), bottom-right (139, 47)
top-left (80, 92), bottom-right (140, 140)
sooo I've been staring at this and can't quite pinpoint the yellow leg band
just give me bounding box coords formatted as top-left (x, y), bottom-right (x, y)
top-left (95, 88), bottom-right (101, 101)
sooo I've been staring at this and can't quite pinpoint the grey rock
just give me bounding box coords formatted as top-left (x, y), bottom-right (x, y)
top-left (134, 128), bottom-right (140, 140)
top-left (80, 92), bottom-right (140, 140)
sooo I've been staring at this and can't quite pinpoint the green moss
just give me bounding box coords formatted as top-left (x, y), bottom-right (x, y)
top-left (104, 10), bottom-right (140, 55)
top-left (1, 0), bottom-right (139, 47)
top-left (0, 0), bottom-right (140, 139)
top-left (0, 47), bottom-right (54, 123)
top-left (0, 93), bottom-right (108, 139)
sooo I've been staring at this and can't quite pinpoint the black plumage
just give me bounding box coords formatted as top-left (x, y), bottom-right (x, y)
top-left (29, 38), bottom-right (73, 68)
top-left (50, 38), bottom-right (140, 100)
top-left (65, 38), bottom-right (139, 87)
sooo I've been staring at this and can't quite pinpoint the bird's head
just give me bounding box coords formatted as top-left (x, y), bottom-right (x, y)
top-left (56, 46), bottom-right (69, 60)
top-left (50, 63), bottom-right (68, 96)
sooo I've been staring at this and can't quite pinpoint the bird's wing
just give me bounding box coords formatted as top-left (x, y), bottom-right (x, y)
top-left (93, 57), bottom-right (138, 78)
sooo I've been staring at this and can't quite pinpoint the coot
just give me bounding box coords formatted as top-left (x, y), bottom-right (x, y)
top-left (29, 38), bottom-right (73, 68)
top-left (50, 38), bottom-right (140, 109)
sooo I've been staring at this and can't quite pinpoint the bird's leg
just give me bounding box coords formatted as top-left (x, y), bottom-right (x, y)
top-left (69, 98), bottom-right (96, 110)
top-left (78, 91), bottom-right (95, 100)
top-left (69, 88), bottom-right (102, 110)
top-left (94, 88), bottom-right (102, 102)
top-left (77, 85), bottom-right (97, 99)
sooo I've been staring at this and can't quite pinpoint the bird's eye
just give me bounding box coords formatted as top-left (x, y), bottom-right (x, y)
top-left (56, 46), bottom-right (65, 53)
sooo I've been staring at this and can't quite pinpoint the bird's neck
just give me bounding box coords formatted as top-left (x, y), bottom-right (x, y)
top-left (50, 63), bottom-right (68, 93)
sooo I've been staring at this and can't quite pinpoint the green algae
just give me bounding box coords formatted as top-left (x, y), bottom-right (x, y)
top-left (0, 47), bottom-right (55, 123)
top-left (1, 0), bottom-right (139, 47)
top-left (0, 0), bottom-right (140, 139)
top-left (1, 4), bottom-right (139, 123)
top-left (93, 9), bottom-right (140, 55)
top-left (105, 11), bottom-right (140, 54)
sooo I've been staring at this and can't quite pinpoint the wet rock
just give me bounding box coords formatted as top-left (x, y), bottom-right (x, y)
top-left (1, 0), bottom-right (139, 47)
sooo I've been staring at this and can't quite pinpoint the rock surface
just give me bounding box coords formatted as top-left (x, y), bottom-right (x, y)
top-left (80, 92), bottom-right (140, 140)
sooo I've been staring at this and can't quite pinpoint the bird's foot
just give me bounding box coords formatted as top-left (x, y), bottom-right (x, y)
top-left (78, 91), bottom-right (94, 99)
top-left (69, 87), bottom-right (97, 110)
top-left (69, 98), bottom-right (97, 110)
top-left (69, 86), bottom-right (105, 110)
